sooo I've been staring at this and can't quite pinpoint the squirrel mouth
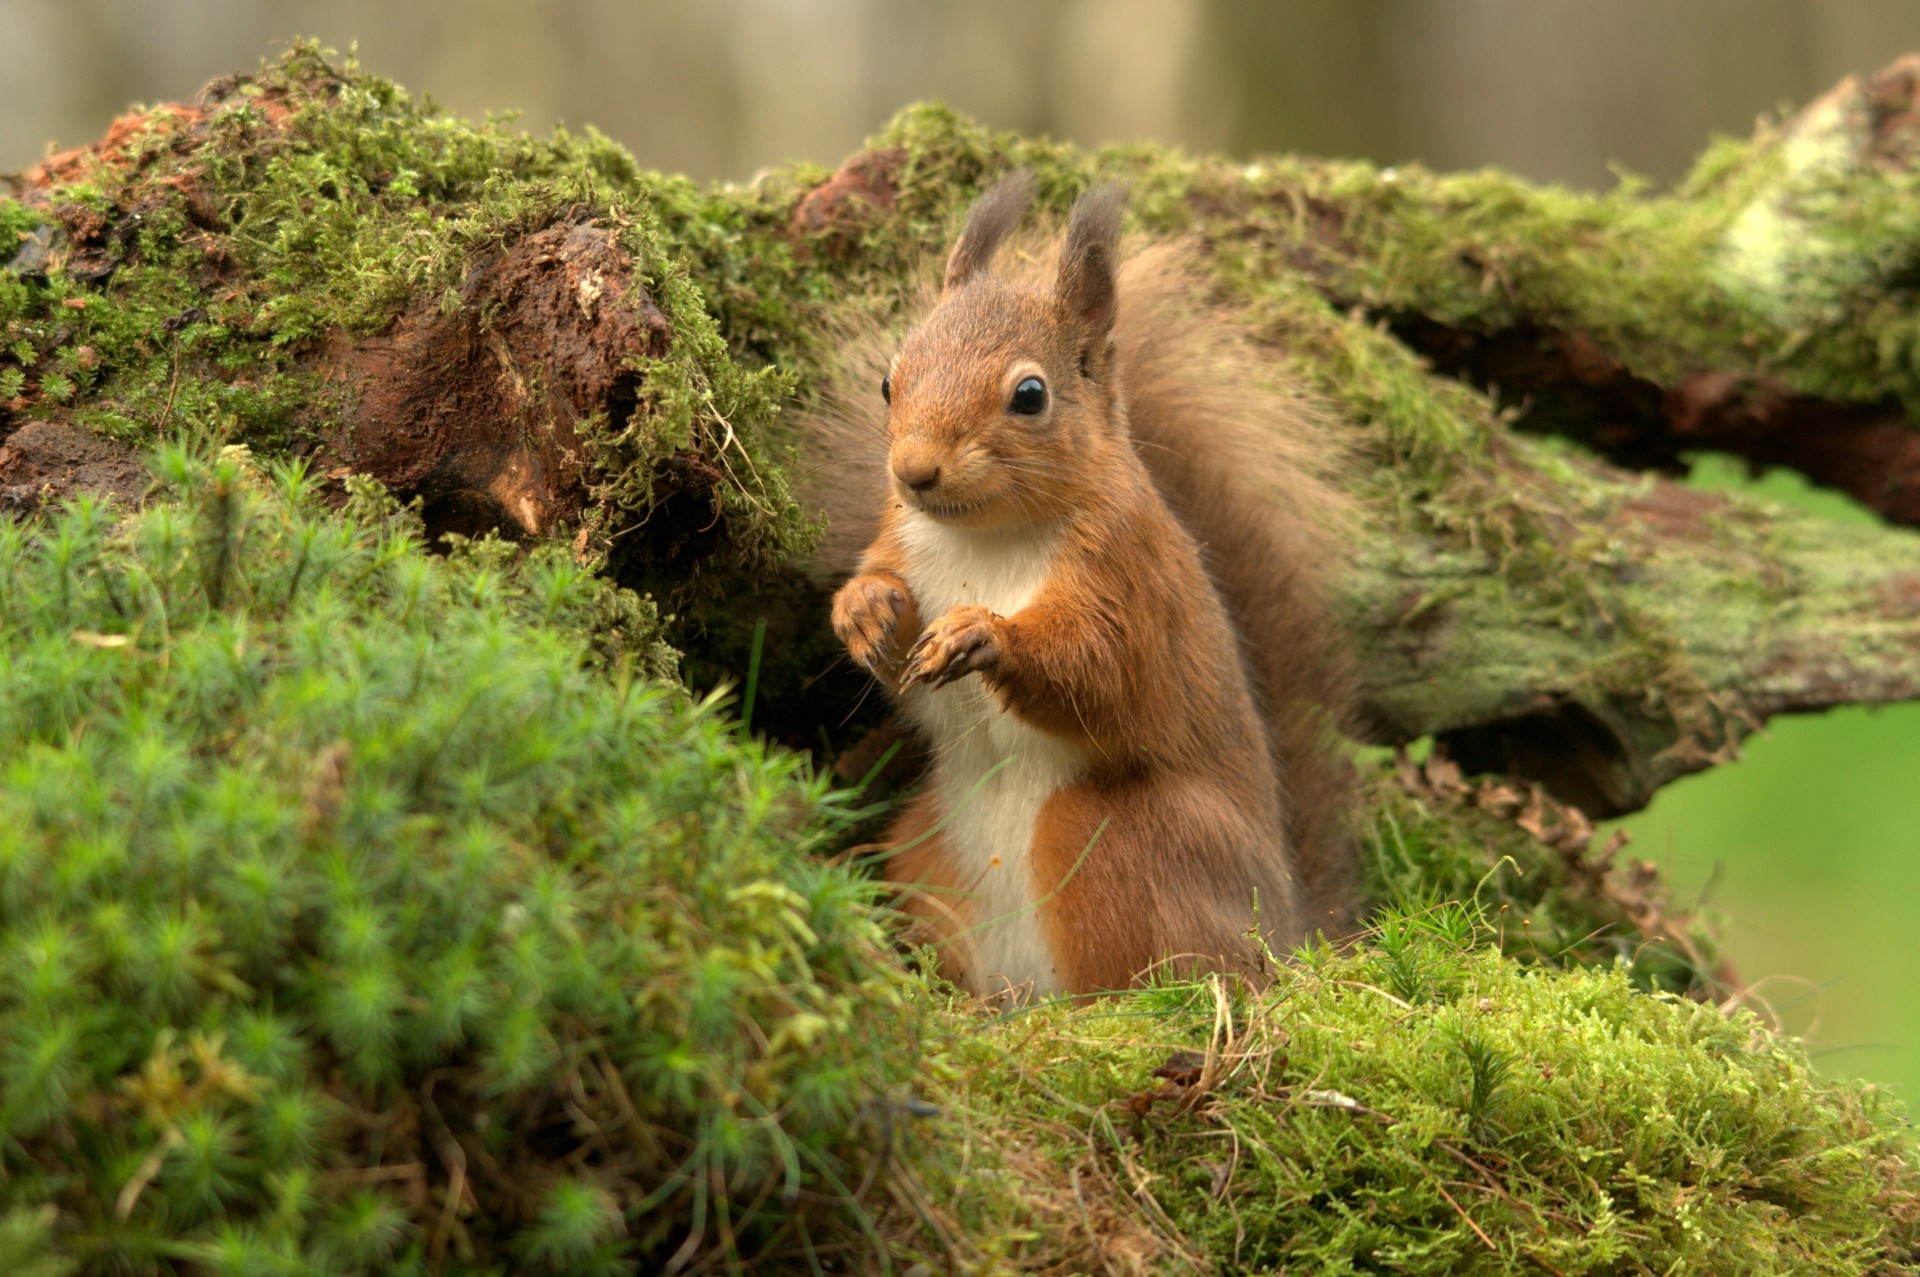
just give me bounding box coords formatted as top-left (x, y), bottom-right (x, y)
top-left (910, 495), bottom-right (987, 519)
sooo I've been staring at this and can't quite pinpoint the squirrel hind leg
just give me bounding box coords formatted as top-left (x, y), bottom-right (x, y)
top-left (878, 790), bottom-right (983, 992)
top-left (1031, 778), bottom-right (1300, 995)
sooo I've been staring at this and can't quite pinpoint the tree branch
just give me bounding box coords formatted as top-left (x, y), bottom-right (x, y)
top-left (6, 47), bottom-right (1920, 820)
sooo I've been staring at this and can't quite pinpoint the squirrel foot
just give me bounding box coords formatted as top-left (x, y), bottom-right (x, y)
top-left (832, 571), bottom-right (914, 677)
top-left (902, 605), bottom-right (1003, 689)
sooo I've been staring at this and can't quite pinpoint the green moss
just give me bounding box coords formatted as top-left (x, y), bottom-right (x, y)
top-left (0, 1207), bottom-right (70, 1277)
top-left (940, 918), bottom-right (1919, 1274)
top-left (1186, 105), bottom-right (1920, 416)
top-left (1357, 777), bottom-right (1707, 993)
top-left (0, 447), bottom-right (921, 1272)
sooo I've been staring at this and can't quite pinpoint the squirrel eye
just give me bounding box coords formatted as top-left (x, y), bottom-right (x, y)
top-left (880, 374), bottom-right (891, 404)
top-left (1008, 376), bottom-right (1047, 416)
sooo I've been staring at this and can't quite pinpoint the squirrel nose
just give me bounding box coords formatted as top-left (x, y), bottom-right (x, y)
top-left (893, 458), bottom-right (941, 492)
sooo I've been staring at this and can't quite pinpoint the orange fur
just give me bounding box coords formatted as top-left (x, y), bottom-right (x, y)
top-left (802, 178), bottom-right (1357, 999)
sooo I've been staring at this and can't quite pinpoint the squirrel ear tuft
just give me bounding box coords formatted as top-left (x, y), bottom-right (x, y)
top-left (1056, 183), bottom-right (1128, 358)
top-left (944, 171), bottom-right (1035, 291)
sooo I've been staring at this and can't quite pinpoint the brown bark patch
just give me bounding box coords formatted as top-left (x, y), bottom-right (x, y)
top-left (325, 220), bottom-right (670, 542)
top-left (1395, 315), bottom-right (1920, 526)
top-left (0, 419), bottom-right (148, 516)
top-left (1874, 573), bottom-right (1920, 619)
top-left (19, 105), bottom-right (213, 192)
top-left (1861, 53), bottom-right (1920, 167)
top-left (1617, 480), bottom-right (1728, 540)
top-left (790, 148), bottom-right (905, 259)
top-left (8, 65), bottom-right (312, 202)
top-left (1668, 372), bottom-right (1920, 522)
top-left (1389, 317), bottom-right (1676, 470)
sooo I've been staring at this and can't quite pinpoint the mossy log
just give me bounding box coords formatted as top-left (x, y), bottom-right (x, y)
top-left (10, 52), bottom-right (1920, 826)
top-left (4, 45), bottom-right (1920, 1275)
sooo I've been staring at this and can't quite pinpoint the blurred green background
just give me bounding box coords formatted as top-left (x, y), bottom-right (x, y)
top-left (1611, 458), bottom-right (1920, 1104)
top-left (4, 0), bottom-right (1917, 1101)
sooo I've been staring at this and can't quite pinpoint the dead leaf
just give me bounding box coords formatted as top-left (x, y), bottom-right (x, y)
top-left (1152, 1050), bottom-right (1206, 1088)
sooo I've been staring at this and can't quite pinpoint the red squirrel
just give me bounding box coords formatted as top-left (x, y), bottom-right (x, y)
top-left (811, 174), bottom-right (1355, 999)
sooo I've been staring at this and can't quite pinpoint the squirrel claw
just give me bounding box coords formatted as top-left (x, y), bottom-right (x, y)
top-left (832, 572), bottom-right (914, 677)
top-left (902, 605), bottom-right (1002, 689)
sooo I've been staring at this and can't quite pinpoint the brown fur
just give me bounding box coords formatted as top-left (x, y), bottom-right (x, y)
top-left (1111, 246), bottom-right (1360, 932)
top-left (799, 179), bottom-right (1358, 994)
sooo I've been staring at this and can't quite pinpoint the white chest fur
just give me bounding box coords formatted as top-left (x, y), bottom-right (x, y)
top-left (895, 513), bottom-right (1088, 1000)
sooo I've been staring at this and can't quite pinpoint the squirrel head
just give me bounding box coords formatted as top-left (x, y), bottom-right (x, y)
top-left (881, 174), bottom-right (1130, 530)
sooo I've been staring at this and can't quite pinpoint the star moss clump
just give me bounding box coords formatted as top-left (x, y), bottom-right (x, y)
top-left (0, 447), bottom-right (921, 1273)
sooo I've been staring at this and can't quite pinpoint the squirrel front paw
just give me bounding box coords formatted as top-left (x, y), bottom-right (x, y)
top-left (832, 572), bottom-right (915, 676)
top-left (902, 605), bottom-right (1004, 689)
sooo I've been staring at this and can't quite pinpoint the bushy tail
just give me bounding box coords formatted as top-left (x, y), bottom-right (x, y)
top-left (791, 283), bottom-right (921, 581)
top-left (1113, 245), bottom-right (1360, 934)
top-left (794, 240), bottom-right (1362, 935)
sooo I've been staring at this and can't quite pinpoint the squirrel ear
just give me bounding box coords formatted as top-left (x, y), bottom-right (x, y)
top-left (944, 171), bottom-right (1035, 291)
top-left (1055, 183), bottom-right (1127, 363)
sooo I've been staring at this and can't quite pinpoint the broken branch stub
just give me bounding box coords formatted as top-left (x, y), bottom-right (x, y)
top-left (1350, 55), bottom-right (1920, 527)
